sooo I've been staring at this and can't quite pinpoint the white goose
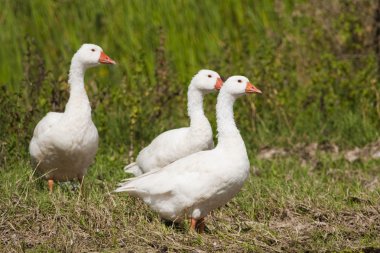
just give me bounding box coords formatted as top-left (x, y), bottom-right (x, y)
top-left (29, 44), bottom-right (115, 192)
top-left (124, 69), bottom-right (223, 176)
top-left (115, 76), bottom-right (262, 232)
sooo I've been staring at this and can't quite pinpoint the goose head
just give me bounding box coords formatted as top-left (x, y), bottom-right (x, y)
top-left (73, 44), bottom-right (116, 69)
top-left (222, 76), bottom-right (262, 97)
top-left (190, 69), bottom-right (223, 93)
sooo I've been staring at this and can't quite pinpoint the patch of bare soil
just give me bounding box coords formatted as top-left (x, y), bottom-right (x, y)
top-left (267, 204), bottom-right (380, 252)
top-left (258, 139), bottom-right (380, 164)
top-left (344, 139), bottom-right (380, 163)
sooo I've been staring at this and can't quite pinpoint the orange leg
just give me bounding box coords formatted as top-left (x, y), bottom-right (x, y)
top-left (48, 179), bottom-right (54, 193)
top-left (189, 218), bottom-right (197, 231)
top-left (188, 217), bottom-right (206, 233)
top-left (197, 217), bottom-right (206, 234)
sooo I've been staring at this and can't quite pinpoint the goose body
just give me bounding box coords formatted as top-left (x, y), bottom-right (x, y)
top-left (124, 70), bottom-right (223, 176)
top-left (119, 140), bottom-right (249, 221)
top-left (116, 76), bottom-right (262, 230)
top-left (30, 110), bottom-right (98, 181)
top-left (29, 44), bottom-right (115, 189)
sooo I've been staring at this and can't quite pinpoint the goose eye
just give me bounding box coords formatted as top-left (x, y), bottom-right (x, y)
top-left (207, 75), bottom-right (212, 78)
top-left (91, 49), bottom-right (95, 52)
top-left (238, 79), bottom-right (242, 83)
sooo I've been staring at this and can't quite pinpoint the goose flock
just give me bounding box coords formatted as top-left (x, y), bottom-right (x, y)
top-left (29, 44), bottom-right (262, 233)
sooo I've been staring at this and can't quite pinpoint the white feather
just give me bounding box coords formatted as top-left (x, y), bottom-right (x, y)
top-left (124, 70), bottom-right (221, 175)
top-left (29, 44), bottom-right (113, 181)
top-left (116, 76), bottom-right (258, 222)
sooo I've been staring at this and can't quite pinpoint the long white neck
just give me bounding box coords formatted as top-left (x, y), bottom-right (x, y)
top-left (187, 85), bottom-right (208, 128)
top-left (216, 90), bottom-right (244, 146)
top-left (65, 57), bottom-right (91, 116)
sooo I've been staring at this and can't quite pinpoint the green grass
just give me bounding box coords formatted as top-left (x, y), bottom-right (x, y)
top-left (1, 0), bottom-right (380, 252)
top-left (1, 0), bottom-right (379, 152)
top-left (1, 154), bottom-right (379, 252)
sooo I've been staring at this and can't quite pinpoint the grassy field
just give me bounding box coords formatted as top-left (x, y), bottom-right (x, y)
top-left (1, 0), bottom-right (380, 252)
top-left (1, 151), bottom-right (379, 252)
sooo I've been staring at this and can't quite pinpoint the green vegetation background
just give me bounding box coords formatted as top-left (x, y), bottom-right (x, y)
top-left (0, 1), bottom-right (379, 251)
top-left (1, 0), bottom-right (379, 163)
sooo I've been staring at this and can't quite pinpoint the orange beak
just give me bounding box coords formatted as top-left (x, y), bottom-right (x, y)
top-left (215, 78), bottom-right (223, 90)
top-left (99, 51), bottom-right (116, 64)
top-left (245, 82), bottom-right (262, 94)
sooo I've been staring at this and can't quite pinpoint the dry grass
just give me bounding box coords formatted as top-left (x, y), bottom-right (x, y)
top-left (1, 144), bottom-right (379, 252)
